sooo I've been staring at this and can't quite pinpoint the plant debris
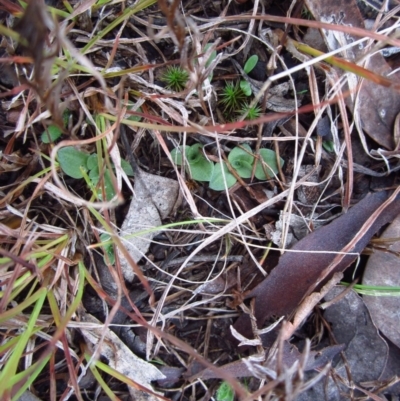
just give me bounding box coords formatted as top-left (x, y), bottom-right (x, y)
top-left (1, 0), bottom-right (400, 399)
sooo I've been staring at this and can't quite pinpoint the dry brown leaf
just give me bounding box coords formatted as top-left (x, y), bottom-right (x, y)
top-left (363, 212), bottom-right (400, 348)
top-left (189, 342), bottom-right (344, 380)
top-left (233, 191), bottom-right (400, 340)
top-left (0, 152), bottom-right (32, 172)
top-left (304, 0), bottom-right (400, 149)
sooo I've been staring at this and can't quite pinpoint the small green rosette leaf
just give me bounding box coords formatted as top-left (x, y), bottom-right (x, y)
top-left (244, 54), bottom-right (259, 74)
top-left (41, 125), bottom-right (62, 143)
top-left (186, 143), bottom-right (204, 164)
top-left (209, 162), bottom-right (237, 190)
top-left (255, 148), bottom-right (284, 180)
top-left (86, 153), bottom-right (98, 170)
top-left (186, 144), bottom-right (214, 181)
top-left (170, 146), bottom-right (190, 165)
top-left (240, 80), bottom-right (252, 96)
top-left (57, 147), bottom-right (89, 179)
top-left (228, 144), bottom-right (254, 178)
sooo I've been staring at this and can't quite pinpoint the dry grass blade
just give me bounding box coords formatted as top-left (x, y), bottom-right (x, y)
top-left (2, 0), bottom-right (400, 399)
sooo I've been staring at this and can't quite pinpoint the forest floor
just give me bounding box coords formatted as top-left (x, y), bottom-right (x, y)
top-left (1, 0), bottom-right (400, 400)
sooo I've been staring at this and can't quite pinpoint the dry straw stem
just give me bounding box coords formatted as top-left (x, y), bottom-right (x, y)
top-left (4, 1), bottom-right (400, 399)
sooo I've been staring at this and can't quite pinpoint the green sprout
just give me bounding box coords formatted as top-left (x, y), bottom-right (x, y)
top-left (220, 55), bottom-right (261, 116)
top-left (240, 102), bottom-right (262, 120)
top-left (216, 381), bottom-right (235, 401)
top-left (240, 54), bottom-right (259, 96)
top-left (41, 125), bottom-right (63, 143)
top-left (220, 82), bottom-right (246, 112)
top-left (100, 233), bottom-right (115, 264)
top-left (161, 65), bottom-right (189, 92)
top-left (41, 110), bottom-right (71, 143)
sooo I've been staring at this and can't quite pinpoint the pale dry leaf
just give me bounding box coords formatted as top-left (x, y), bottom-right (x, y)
top-left (118, 170), bottom-right (179, 282)
top-left (80, 314), bottom-right (165, 400)
top-left (363, 212), bottom-right (400, 348)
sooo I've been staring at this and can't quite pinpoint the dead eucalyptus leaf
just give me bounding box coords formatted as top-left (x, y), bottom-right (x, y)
top-left (233, 191), bottom-right (400, 340)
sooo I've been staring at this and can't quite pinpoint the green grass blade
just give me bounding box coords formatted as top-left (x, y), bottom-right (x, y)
top-left (0, 287), bottom-right (47, 395)
top-left (82, 0), bottom-right (157, 54)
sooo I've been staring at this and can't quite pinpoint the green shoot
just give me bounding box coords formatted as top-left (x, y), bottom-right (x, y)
top-left (240, 102), bottom-right (262, 120)
top-left (161, 65), bottom-right (189, 92)
top-left (244, 55), bottom-right (259, 74)
top-left (41, 125), bottom-right (63, 143)
top-left (220, 82), bottom-right (246, 112)
top-left (216, 381), bottom-right (235, 401)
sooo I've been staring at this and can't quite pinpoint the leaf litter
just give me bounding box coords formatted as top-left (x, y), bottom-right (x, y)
top-left (1, 0), bottom-right (400, 400)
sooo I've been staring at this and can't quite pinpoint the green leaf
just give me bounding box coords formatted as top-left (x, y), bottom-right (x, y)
top-left (216, 381), bottom-right (235, 401)
top-left (230, 159), bottom-right (253, 178)
top-left (171, 146), bottom-right (190, 165)
top-left (100, 233), bottom-right (115, 265)
top-left (254, 149), bottom-right (284, 180)
top-left (58, 147), bottom-right (89, 179)
top-left (209, 162), bottom-right (237, 190)
top-left (121, 159), bottom-right (134, 176)
top-left (244, 54), bottom-right (259, 74)
top-left (322, 140), bottom-right (335, 153)
top-left (229, 144), bottom-right (254, 165)
top-left (62, 109), bottom-right (71, 127)
top-left (86, 153), bottom-right (98, 170)
top-left (204, 43), bottom-right (217, 68)
top-left (188, 156), bottom-right (214, 181)
top-left (187, 144), bottom-right (214, 181)
top-left (228, 144), bottom-right (254, 178)
top-left (186, 143), bottom-right (205, 164)
top-left (89, 167), bottom-right (115, 201)
top-left (88, 165), bottom-right (99, 183)
top-left (204, 43), bottom-right (217, 81)
top-left (172, 144), bottom-right (214, 181)
top-left (240, 80), bottom-right (252, 96)
top-left (41, 125), bottom-right (62, 143)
